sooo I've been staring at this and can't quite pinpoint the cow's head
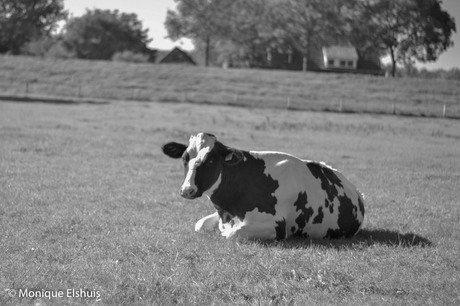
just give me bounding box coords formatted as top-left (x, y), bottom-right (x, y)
top-left (162, 132), bottom-right (243, 199)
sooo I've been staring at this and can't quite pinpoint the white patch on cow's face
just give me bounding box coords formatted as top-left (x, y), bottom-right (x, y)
top-left (180, 133), bottom-right (217, 198)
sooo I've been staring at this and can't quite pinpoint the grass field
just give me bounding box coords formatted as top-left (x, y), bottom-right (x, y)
top-left (1, 91), bottom-right (459, 305)
top-left (1, 55), bottom-right (459, 118)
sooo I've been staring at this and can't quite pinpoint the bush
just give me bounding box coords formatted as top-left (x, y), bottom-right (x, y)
top-left (46, 42), bottom-right (76, 59)
top-left (111, 50), bottom-right (150, 63)
top-left (20, 36), bottom-right (76, 59)
top-left (21, 36), bottom-right (55, 56)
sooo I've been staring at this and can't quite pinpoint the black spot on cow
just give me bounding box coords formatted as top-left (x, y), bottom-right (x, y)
top-left (337, 194), bottom-right (361, 235)
top-left (325, 193), bottom-right (361, 239)
top-left (322, 166), bottom-right (343, 187)
top-left (210, 151), bottom-right (279, 220)
top-left (313, 206), bottom-right (324, 224)
top-left (307, 162), bottom-right (343, 202)
top-left (358, 195), bottom-right (365, 217)
top-left (275, 219), bottom-right (287, 240)
top-left (293, 192), bottom-right (314, 236)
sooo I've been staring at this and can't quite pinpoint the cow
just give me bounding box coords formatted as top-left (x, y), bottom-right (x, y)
top-left (162, 132), bottom-right (365, 240)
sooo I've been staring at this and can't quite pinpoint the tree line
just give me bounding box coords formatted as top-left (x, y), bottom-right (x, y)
top-left (0, 0), bottom-right (457, 78)
top-left (166, 0), bottom-right (456, 76)
top-left (0, 0), bottom-right (152, 61)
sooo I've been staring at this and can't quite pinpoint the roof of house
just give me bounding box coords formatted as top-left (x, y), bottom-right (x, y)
top-left (158, 47), bottom-right (196, 65)
top-left (322, 46), bottom-right (358, 60)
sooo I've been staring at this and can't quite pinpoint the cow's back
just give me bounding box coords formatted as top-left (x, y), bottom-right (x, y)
top-left (249, 151), bottom-right (364, 239)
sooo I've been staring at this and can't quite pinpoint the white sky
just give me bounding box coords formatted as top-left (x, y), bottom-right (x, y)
top-left (64, 0), bottom-right (460, 69)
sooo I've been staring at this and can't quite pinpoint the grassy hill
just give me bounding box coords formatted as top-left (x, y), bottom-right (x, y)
top-left (0, 55), bottom-right (459, 118)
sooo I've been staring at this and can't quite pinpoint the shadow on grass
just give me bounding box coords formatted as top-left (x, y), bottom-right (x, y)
top-left (267, 228), bottom-right (433, 250)
top-left (354, 228), bottom-right (432, 246)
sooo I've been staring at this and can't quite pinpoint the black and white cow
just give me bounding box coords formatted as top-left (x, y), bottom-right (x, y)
top-left (162, 132), bottom-right (364, 240)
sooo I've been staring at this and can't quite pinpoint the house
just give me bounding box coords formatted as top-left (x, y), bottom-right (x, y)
top-left (260, 43), bottom-right (382, 75)
top-left (158, 47), bottom-right (196, 65)
top-left (322, 46), bottom-right (358, 70)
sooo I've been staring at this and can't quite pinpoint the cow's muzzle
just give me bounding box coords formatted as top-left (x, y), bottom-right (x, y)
top-left (180, 185), bottom-right (199, 199)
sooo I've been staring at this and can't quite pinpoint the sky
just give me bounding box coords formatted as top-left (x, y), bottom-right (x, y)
top-left (64, 0), bottom-right (460, 70)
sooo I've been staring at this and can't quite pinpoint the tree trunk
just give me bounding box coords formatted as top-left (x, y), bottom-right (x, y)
top-left (390, 47), bottom-right (396, 77)
top-left (302, 54), bottom-right (308, 72)
top-left (205, 36), bottom-right (210, 67)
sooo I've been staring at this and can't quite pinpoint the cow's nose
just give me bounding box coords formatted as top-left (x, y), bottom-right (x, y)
top-left (180, 185), bottom-right (197, 199)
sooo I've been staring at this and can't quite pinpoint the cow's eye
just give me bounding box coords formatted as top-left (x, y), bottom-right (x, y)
top-left (182, 154), bottom-right (189, 164)
top-left (206, 157), bottom-right (214, 165)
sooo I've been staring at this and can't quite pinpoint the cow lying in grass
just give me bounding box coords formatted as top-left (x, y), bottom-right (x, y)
top-left (162, 132), bottom-right (364, 240)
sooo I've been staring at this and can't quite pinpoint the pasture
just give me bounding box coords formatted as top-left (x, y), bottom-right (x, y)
top-left (1, 97), bottom-right (459, 305)
top-left (0, 55), bottom-right (459, 118)
top-left (1, 56), bottom-right (460, 305)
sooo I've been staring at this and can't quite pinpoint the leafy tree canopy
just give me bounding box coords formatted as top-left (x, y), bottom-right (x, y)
top-left (354, 0), bottom-right (456, 76)
top-left (0, 0), bottom-right (67, 54)
top-left (63, 9), bottom-right (151, 60)
top-left (165, 0), bottom-right (231, 66)
top-left (165, 0), bottom-right (456, 76)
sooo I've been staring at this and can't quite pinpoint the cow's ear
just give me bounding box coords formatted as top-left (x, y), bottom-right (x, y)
top-left (162, 142), bottom-right (187, 159)
top-left (224, 148), bottom-right (244, 166)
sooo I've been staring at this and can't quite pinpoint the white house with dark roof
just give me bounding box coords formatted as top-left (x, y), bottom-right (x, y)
top-left (259, 42), bottom-right (382, 75)
top-left (322, 46), bottom-right (358, 70)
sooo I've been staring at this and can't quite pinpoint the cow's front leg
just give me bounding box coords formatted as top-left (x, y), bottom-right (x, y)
top-left (218, 212), bottom-right (278, 240)
top-left (195, 211), bottom-right (219, 232)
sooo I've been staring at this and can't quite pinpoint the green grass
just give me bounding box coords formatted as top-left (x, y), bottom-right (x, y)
top-left (0, 55), bottom-right (459, 118)
top-left (0, 99), bottom-right (459, 305)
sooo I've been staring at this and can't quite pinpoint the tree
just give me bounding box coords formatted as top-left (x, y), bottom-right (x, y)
top-left (271, 0), bottom-right (344, 72)
top-left (228, 0), bottom-right (277, 67)
top-left (63, 9), bottom-right (151, 60)
top-left (165, 0), bottom-right (231, 66)
top-left (403, 0), bottom-right (456, 64)
top-left (344, 0), bottom-right (383, 70)
top-left (194, 0), bottom-right (273, 68)
top-left (362, 0), bottom-right (456, 77)
top-left (0, 0), bottom-right (67, 54)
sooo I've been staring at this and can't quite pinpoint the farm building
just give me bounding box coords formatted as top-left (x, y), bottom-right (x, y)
top-left (157, 47), bottom-right (196, 65)
top-left (253, 41), bottom-right (383, 75)
top-left (322, 46), bottom-right (358, 70)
